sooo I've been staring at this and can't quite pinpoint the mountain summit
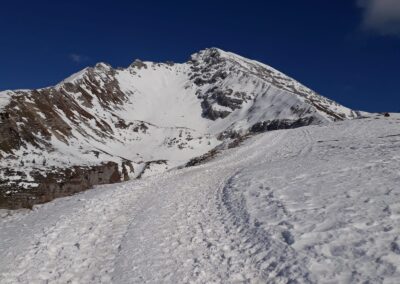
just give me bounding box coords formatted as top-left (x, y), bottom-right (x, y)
top-left (0, 48), bottom-right (360, 208)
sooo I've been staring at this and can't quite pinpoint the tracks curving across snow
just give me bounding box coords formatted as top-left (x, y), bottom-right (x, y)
top-left (1, 117), bottom-right (400, 283)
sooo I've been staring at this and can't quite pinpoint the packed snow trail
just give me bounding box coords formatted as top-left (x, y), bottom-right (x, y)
top-left (1, 116), bottom-right (400, 283)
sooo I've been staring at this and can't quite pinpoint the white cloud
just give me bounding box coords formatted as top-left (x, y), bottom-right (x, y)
top-left (357, 0), bottom-right (400, 36)
top-left (69, 53), bottom-right (89, 63)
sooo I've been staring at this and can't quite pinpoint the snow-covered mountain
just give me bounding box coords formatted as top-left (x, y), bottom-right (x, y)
top-left (0, 48), bottom-right (360, 208)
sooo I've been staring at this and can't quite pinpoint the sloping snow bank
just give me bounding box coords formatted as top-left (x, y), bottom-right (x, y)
top-left (1, 116), bottom-right (399, 283)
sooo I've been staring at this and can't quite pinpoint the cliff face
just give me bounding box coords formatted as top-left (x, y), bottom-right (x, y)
top-left (0, 48), bottom-right (360, 209)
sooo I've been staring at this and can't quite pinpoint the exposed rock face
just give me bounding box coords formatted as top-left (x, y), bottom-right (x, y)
top-left (0, 47), bottom-right (360, 209)
top-left (189, 48), bottom-right (359, 123)
top-left (0, 162), bottom-right (121, 209)
top-left (250, 117), bottom-right (317, 133)
top-left (199, 89), bottom-right (252, 120)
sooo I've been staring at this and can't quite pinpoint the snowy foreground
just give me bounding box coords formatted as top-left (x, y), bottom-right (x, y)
top-left (1, 116), bottom-right (400, 283)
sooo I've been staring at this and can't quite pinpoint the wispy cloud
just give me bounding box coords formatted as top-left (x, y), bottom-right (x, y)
top-left (69, 53), bottom-right (89, 63)
top-left (357, 0), bottom-right (400, 36)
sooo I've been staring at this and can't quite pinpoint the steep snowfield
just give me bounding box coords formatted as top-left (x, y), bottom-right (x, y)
top-left (1, 116), bottom-right (399, 283)
top-left (116, 64), bottom-right (207, 130)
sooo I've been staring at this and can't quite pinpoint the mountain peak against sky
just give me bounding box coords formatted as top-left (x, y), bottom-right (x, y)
top-left (0, 48), bottom-right (360, 208)
top-left (190, 47), bottom-right (231, 60)
top-left (191, 47), bottom-right (268, 64)
top-left (1, 1), bottom-right (399, 113)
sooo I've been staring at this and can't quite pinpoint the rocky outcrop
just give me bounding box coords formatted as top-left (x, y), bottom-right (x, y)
top-left (198, 88), bottom-right (252, 120)
top-left (0, 162), bottom-right (122, 209)
top-left (136, 160), bottom-right (168, 179)
top-left (130, 59), bottom-right (148, 70)
top-left (250, 117), bottom-right (317, 133)
top-left (185, 149), bottom-right (220, 167)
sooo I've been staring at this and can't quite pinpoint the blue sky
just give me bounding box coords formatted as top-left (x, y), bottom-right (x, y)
top-left (1, 0), bottom-right (399, 112)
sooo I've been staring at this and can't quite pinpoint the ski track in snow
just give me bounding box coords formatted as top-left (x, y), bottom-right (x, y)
top-left (1, 117), bottom-right (400, 283)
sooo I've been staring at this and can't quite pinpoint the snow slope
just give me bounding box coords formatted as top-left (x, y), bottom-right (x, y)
top-left (1, 116), bottom-right (399, 283)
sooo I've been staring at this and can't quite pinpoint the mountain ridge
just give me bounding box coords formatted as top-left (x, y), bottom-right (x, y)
top-left (0, 48), bottom-right (361, 208)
